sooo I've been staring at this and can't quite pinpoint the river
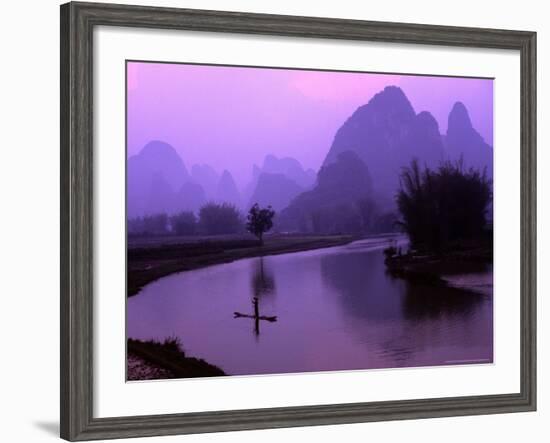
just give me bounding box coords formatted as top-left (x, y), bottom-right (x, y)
top-left (127, 236), bottom-right (493, 376)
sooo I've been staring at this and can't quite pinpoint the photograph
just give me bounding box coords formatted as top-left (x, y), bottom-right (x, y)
top-left (125, 61), bottom-right (494, 380)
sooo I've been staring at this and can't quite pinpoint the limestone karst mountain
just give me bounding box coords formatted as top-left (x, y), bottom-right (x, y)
top-left (191, 164), bottom-right (220, 201)
top-left (247, 173), bottom-right (303, 212)
top-left (244, 155), bottom-right (316, 211)
top-left (176, 181), bottom-right (206, 213)
top-left (322, 86), bottom-right (445, 206)
top-left (127, 141), bottom-right (205, 217)
top-left (215, 170), bottom-right (242, 208)
top-left (445, 101), bottom-right (493, 177)
top-left (261, 154), bottom-right (316, 189)
top-left (279, 151), bottom-right (373, 233)
top-left (322, 86), bottom-right (492, 208)
top-left (127, 89), bottom-right (492, 225)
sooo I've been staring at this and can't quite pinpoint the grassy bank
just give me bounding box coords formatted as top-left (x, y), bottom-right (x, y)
top-left (127, 338), bottom-right (225, 380)
top-left (128, 233), bottom-right (355, 297)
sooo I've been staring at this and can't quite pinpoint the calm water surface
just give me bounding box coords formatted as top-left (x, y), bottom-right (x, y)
top-left (127, 237), bottom-right (493, 376)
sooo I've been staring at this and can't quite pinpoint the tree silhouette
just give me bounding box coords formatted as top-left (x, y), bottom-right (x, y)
top-left (198, 203), bottom-right (242, 235)
top-left (396, 159), bottom-right (491, 251)
top-left (127, 213), bottom-right (168, 236)
top-left (169, 211), bottom-right (197, 235)
top-left (246, 203), bottom-right (275, 245)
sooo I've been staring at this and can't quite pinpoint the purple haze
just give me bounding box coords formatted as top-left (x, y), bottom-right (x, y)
top-left (127, 62), bottom-right (493, 189)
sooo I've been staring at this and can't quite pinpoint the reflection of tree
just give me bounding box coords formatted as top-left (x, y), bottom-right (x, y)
top-left (320, 251), bottom-right (404, 322)
top-left (251, 257), bottom-right (276, 298)
top-left (320, 248), bottom-right (491, 366)
top-left (401, 281), bottom-right (483, 320)
top-left (234, 259), bottom-right (278, 338)
top-left (320, 249), bottom-right (485, 322)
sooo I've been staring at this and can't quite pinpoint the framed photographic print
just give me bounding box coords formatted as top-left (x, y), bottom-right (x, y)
top-left (60, 1), bottom-right (536, 441)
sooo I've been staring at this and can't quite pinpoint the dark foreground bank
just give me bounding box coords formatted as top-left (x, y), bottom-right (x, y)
top-left (128, 234), bottom-right (355, 296)
top-left (127, 338), bottom-right (226, 381)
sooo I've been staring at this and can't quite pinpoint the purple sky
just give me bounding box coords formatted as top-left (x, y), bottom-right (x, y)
top-left (127, 61), bottom-right (493, 188)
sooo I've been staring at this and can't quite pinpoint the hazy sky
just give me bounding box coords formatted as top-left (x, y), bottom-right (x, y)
top-left (127, 61), bottom-right (493, 188)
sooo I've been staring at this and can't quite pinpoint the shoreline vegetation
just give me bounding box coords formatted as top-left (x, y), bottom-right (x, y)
top-left (128, 233), bottom-right (356, 297)
top-left (384, 238), bottom-right (492, 292)
top-left (384, 159), bottom-right (493, 294)
top-left (127, 338), bottom-right (226, 380)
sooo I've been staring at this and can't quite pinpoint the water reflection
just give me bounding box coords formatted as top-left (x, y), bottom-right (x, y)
top-left (232, 258), bottom-right (279, 337)
top-left (128, 238), bottom-right (493, 376)
top-left (319, 247), bottom-right (491, 368)
top-left (320, 250), bottom-right (404, 321)
top-left (401, 281), bottom-right (483, 320)
top-left (251, 257), bottom-right (276, 298)
top-left (233, 297), bottom-right (278, 337)
top-left (320, 248), bottom-right (486, 321)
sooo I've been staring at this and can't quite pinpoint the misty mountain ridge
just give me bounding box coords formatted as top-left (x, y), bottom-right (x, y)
top-left (279, 151), bottom-right (374, 234)
top-left (323, 86), bottom-right (492, 208)
top-left (261, 154), bottom-right (316, 189)
top-left (128, 86), bottom-right (492, 224)
top-left (445, 101), bottom-right (493, 176)
top-left (248, 172), bottom-right (304, 212)
top-left (191, 164), bottom-right (219, 200)
top-left (244, 154), bottom-right (316, 212)
top-left (128, 142), bottom-right (215, 217)
top-left (216, 170), bottom-right (242, 208)
top-left (127, 140), bottom-right (190, 217)
top-left (128, 141), bottom-right (251, 217)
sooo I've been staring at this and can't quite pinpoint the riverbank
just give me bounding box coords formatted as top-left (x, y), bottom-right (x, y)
top-left (127, 338), bottom-right (226, 380)
top-left (128, 233), bottom-right (355, 297)
top-left (384, 242), bottom-right (493, 294)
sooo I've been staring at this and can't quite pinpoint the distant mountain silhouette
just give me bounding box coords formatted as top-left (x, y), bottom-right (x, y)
top-left (127, 90), bottom-right (492, 223)
top-left (323, 86), bottom-right (444, 206)
top-left (216, 170), bottom-right (241, 208)
top-left (279, 151), bottom-right (373, 233)
top-left (127, 141), bottom-right (206, 217)
top-left (242, 165), bottom-right (262, 205)
top-left (244, 154), bottom-right (316, 209)
top-left (248, 172), bottom-right (303, 212)
top-left (176, 181), bottom-right (206, 213)
top-left (128, 141), bottom-right (187, 217)
top-left (445, 101), bottom-right (493, 176)
top-left (191, 164), bottom-right (219, 200)
top-left (144, 172), bottom-right (177, 216)
top-left (262, 154), bottom-right (316, 189)
top-left (129, 140), bottom-right (189, 189)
